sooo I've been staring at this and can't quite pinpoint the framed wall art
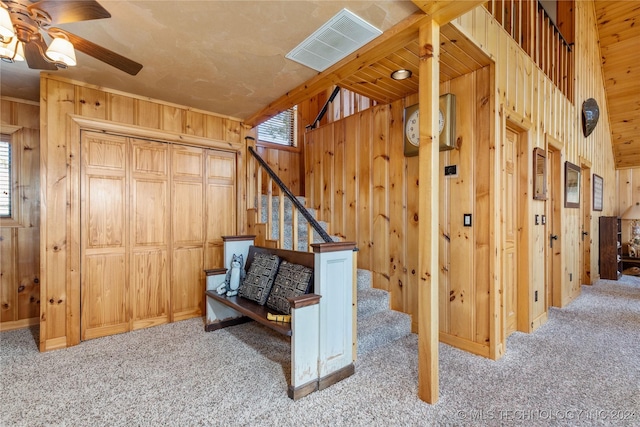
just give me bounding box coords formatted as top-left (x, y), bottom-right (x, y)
top-left (565, 161), bottom-right (581, 208)
top-left (533, 147), bottom-right (547, 200)
top-left (593, 174), bottom-right (603, 211)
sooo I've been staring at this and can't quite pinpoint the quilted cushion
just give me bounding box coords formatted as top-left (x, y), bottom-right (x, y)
top-left (266, 261), bottom-right (313, 315)
top-left (238, 253), bottom-right (280, 305)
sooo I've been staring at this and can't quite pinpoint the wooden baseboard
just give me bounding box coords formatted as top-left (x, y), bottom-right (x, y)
top-left (204, 316), bottom-right (252, 332)
top-left (288, 380), bottom-right (318, 400)
top-left (0, 317), bottom-right (38, 332)
top-left (318, 363), bottom-right (355, 391)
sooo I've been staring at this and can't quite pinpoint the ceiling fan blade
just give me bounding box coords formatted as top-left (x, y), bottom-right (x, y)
top-left (50, 28), bottom-right (143, 76)
top-left (23, 37), bottom-right (58, 70)
top-left (29, 0), bottom-right (111, 25)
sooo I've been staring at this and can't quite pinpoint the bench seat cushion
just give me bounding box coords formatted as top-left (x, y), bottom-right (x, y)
top-left (266, 261), bottom-right (313, 314)
top-left (239, 253), bottom-right (280, 305)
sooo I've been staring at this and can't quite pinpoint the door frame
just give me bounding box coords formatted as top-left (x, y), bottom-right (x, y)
top-left (504, 115), bottom-right (531, 334)
top-left (546, 136), bottom-right (564, 307)
top-left (580, 157), bottom-right (592, 285)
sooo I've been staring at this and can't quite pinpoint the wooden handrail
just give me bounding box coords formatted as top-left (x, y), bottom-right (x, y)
top-left (248, 145), bottom-right (333, 245)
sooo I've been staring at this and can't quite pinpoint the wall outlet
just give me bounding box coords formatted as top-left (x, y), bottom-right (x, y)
top-left (444, 165), bottom-right (458, 177)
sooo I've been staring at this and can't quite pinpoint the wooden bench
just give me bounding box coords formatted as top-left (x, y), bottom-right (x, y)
top-left (204, 235), bottom-right (356, 400)
top-left (204, 245), bottom-right (318, 336)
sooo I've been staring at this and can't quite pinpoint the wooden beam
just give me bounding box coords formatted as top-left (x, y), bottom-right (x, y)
top-left (412, 0), bottom-right (486, 25)
top-left (417, 18), bottom-right (440, 404)
top-left (245, 11), bottom-right (429, 127)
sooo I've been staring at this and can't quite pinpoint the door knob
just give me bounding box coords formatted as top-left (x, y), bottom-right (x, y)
top-left (582, 231), bottom-right (589, 241)
top-left (550, 234), bottom-right (558, 248)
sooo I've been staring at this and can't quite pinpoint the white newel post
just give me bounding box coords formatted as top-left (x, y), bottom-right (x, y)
top-left (312, 242), bottom-right (356, 385)
top-left (288, 294), bottom-right (321, 399)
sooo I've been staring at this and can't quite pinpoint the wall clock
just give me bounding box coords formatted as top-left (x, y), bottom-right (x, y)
top-left (403, 93), bottom-right (456, 157)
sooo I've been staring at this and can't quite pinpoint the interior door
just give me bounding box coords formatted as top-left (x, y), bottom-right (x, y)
top-left (504, 128), bottom-right (518, 336)
top-left (81, 131), bottom-right (129, 340)
top-left (581, 165), bottom-right (592, 285)
top-left (547, 144), bottom-right (562, 306)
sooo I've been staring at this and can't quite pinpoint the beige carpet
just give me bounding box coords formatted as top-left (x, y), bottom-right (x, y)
top-left (1, 276), bottom-right (639, 426)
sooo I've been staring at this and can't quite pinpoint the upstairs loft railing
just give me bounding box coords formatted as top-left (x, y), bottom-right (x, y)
top-left (485, 0), bottom-right (574, 101)
top-left (247, 144), bottom-right (333, 251)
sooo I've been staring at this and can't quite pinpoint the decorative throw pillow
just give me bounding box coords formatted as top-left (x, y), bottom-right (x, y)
top-left (266, 261), bottom-right (313, 315)
top-left (238, 253), bottom-right (280, 305)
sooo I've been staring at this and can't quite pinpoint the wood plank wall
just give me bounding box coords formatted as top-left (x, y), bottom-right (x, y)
top-left (305, 67), bottom-right (493, 355)
top-left (617, 168), bottom-right (640, 243)
top-left (302, 0), bottom-right (617, 358)
top-left (0, 98), bottom-right (40, 331)
top-left (39, 75), bottom-right (245, 351)
top-left (456, 1), bottom-right (617, 300)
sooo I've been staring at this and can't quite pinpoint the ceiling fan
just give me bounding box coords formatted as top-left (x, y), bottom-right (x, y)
top-left (0, 0), bottom-right (142, 75)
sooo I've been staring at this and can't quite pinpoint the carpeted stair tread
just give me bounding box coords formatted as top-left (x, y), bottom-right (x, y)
top-left (256, 192), bottom-right (411, 356)
top-left (357, 288), bottom-right (390, 319)
top-left (357, 269), bottom-right (372, 290)
top-left (357, 309), bottom-right (412, 356)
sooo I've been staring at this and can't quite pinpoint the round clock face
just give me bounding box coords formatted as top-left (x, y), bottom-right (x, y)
top-left (405, 109), bottom-right (420, 146)
top-left (439, 109), bottom-right (445, 135)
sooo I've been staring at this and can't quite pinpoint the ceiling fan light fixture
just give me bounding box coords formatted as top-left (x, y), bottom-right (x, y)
top-left (0, 37), bottom-right (24, 62)
top-left (46, 37), bottom-right (76, 67)
top-left (0, 7), bottom-right (14, 40)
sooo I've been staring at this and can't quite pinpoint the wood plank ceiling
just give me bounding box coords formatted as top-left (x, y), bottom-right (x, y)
top-left (595, 1), bottom-right (640, 170)
top-left (246, 15), bottom-right (490, 127)
top-left (338, 24), bottom-right (492, 103)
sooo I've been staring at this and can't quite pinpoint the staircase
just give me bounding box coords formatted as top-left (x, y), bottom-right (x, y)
top-left (257, 194), bottom-right (412, 356)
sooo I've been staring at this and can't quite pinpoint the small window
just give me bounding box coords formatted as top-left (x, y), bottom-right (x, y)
top-left (258, 107), bottom-right (297, 146)
top-left (0, 137), bottom-right (10, 218)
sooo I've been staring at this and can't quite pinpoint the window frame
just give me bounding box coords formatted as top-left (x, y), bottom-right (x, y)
top-left (0, 126), bottom-right (23, 227)
top-left (257, 107), bottom-right (298, 148)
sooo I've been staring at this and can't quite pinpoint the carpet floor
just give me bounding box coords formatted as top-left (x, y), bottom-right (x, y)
top-left (1, 276), bottom-right (639, 426)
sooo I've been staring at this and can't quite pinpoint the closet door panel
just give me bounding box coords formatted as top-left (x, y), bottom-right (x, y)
top-left (172, 247), bottom-right (203, 320)
top-left (205, 150), bottom-right (236, 271)
top-left (81, 132), bottom-right (129, 340)
top-left (131, 139), bottom-right (170, 328)
top-left (171, 145), bottom-right (205, 319)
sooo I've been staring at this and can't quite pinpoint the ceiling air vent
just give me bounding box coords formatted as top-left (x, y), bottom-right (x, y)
top-left (286, 9), bottom-right (382, 72)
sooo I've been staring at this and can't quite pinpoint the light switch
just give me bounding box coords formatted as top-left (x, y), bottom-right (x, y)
top-left (464, 214), bottom-right (472, 227)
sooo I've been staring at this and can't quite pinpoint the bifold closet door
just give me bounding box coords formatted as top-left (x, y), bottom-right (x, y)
top-left (205, 149), bottom-right (237, 270)
top-left (81, 132), bottom-right (129, 340)
top-left (81, 132), bottom-right (237, 339)
top-left (130, 138), bottom-right (170, 329)
top-left (171, 145), bottom-right (205, 321)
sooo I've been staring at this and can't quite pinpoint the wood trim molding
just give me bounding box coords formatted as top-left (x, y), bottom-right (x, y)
top-left (289, 293), bottom-right (321, 309)
top-left (204, 268), bottom-right (227, 276)
top-left (311, 241), bottom-right (357, 253)
top-left (222, 235), bottom-right (256, 242)
top-left (287, 380), bottom-right (319, 401)
top-left (318, 363), bottom-right (355, 390)
top-left (68, 116), bottom-right (244, 152)
top-left (0, 124), bottom-right (22, 134)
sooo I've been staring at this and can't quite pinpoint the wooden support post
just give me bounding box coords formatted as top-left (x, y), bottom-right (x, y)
top-left (417, 18), bottom-right (440, 405)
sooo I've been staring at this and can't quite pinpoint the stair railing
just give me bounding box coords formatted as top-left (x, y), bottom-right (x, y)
top-left (247, 144), bottom-right (333, 251)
